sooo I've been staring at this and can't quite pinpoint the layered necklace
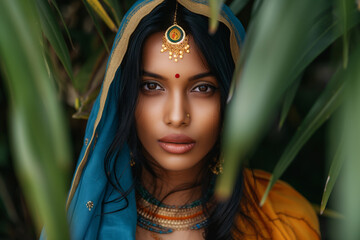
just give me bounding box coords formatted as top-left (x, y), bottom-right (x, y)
top-left (136, 183), bottom-right (212, 234)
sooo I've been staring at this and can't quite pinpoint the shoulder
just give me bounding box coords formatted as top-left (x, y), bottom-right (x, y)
top-left (234, 169), bottom-right (320, 240)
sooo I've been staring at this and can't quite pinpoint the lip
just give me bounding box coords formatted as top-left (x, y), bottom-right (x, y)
top-left (158, 134), bottom-right (196, 154)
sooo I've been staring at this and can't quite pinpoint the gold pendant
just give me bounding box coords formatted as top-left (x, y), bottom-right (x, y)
top-left (160, 3), bottom-right (190, 62)
top-left (161, 24), bottom-right (190, 62)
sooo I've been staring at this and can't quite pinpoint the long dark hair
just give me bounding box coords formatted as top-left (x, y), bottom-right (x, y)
top-left (104, 1), bottom-right (251, 239)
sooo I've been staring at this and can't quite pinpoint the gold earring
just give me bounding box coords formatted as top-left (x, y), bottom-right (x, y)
top-left (130, 152), bottom-right (135, 167)
top-left (209, 157), bottom-right (223, 175)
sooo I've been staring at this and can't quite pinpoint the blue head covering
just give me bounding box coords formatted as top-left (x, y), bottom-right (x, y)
top-left (41, 0), bottom-right (245, 239)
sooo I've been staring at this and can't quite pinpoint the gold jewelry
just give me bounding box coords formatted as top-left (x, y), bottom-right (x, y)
top-left (136, 184), bottom-right (210, 234)
top-left (186, 113), bottom-right (190, 118)
top-left (209, 157), bottom-right (223, 175)
top-left (137, 197), bottom-right (207, 231)
top-left (160, 3), bottom-right (190, 62)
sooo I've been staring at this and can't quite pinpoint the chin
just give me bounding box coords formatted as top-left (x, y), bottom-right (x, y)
top-left (155, 155), bottom-right (203, 173)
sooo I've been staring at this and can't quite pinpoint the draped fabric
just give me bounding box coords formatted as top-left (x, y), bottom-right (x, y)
top-left (234, 169), bottom-right (321, 240)
top-left (40, 1), bottom-right (245, 239)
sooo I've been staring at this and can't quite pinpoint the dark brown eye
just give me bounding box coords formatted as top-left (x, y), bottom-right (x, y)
top-left (147, 83), bottom-right (157, 90)
top-left (192, 84), bottom-right (216, 93)
top-left (141, 81), bottom-right (164, 91)
top-left (198, 85), bottom-right (208, 92)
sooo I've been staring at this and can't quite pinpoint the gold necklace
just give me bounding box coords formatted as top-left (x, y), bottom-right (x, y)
top-left (136, 184), bottom-right (210, 234)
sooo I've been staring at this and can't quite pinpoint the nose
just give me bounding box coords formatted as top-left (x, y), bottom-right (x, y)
top-left (164, 91), bottom-right (190, 127)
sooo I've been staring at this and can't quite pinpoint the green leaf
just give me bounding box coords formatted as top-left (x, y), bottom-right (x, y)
top-left (336, 0), bottom-right (354, 68)
top-left (289, 6), bottom-right (359, 82)
top-left (83, 0), bottom-right (110, 53)
top-left (259, 7), bottom-right (360, 205)
top-left (250, 0), bottom-right (263, 18)
top-left (260, 67), bottom-right (346, 206)
top-left (104, 0), bottom-right (123, 26)
top-left (49, 0), bottom-right (75, 49)
top-left (0, 0), bottom-right (71, 238)
top-left (209, 0), bottom-right (224, 34)
top-left (312, 204), bottom-right (344, 219)
top-left (335, 43), bottom-right (360, 240)
top-left (35, 0), bottom-right (73, 80)
top-left (216, 0), bottom-right (325, 199)
top-left (229, 0), bottom-right (250, 15)
top-left (86, 0), bottom-right (117, 32)
top-left (278, 76), bottom-right (301, 129)
top-left (320, 142), bottom-right (344, 214)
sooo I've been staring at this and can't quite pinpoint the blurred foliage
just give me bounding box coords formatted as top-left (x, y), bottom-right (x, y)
top-left (0, 0), bottom-right (359, 239)
top-left (0, 0), bottom-right (71, 239)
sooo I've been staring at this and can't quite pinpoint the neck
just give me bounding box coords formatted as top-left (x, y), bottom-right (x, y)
top-left (140, 162), bottom-right (204, 206)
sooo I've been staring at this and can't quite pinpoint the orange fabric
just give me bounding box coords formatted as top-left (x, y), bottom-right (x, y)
top-left (233, 169), bottom-right (321, 240)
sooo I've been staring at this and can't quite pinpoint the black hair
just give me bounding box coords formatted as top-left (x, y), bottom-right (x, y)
top-left (104, 1), bottom-right (253, 239)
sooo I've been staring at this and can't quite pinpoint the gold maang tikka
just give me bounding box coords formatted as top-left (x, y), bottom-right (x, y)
top-left (160, 3), bottom-right (190, 62)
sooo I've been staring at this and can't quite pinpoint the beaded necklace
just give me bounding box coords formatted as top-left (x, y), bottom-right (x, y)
top-left (136, 183), bottom-right (212, 234)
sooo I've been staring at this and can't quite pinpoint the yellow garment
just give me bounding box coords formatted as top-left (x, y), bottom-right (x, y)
top-left (234, 169), bottom-right (321, 239)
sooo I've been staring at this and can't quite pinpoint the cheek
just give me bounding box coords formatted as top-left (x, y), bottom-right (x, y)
top-left (135, 95), bottom-right (151, 136)
top-left (191, 96), bottom-right (221, 144)
top-left (135, 95), bottom-right (163, 142)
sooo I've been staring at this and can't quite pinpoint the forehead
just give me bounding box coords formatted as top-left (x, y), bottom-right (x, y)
top-left (142, 32), bottom-right (209, 74)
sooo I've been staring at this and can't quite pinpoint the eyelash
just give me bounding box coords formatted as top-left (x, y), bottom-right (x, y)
top-left (191, 84), bottom-right (217, 93)
top-left (141, 82), bottom-right (164, 91)
top-left (140, 81), bottom-right (217, 94)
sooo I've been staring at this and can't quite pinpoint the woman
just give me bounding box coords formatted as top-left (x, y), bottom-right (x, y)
top-left (49, 0), bottom-right (321, 239)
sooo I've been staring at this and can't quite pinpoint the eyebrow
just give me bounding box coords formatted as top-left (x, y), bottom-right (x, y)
top-left (142, 71), bottom-right (165, 80)
top-left (142, 70), bottom-right (214, 81)
top-left (189, 72), bottom-right (214, 81)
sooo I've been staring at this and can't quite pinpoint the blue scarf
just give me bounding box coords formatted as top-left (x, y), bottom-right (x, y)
top-left (41, 0), bottom-right (245, 239)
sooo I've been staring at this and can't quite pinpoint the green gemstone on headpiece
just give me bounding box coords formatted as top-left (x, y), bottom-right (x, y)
top-left (165, 24), bottom-right (185, 44)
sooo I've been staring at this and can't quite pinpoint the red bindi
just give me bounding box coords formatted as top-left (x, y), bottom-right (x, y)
top-left (175, 74), bottom-right (180, 78)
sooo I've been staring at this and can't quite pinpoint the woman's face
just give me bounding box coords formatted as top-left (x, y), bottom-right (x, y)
top-left (135, 32), bottom-right (221, 173)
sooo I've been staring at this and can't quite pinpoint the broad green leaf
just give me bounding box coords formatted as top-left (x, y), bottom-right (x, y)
top-left (278, 76), bottom-right (301, 129)
top-left (260, 68), bottom-right (346, 206)
top-left (209, 0), bottom-right (224, 33)
top-left (334, 44), bottom-right (360, 240)
top-left (229, 0), bottom-right (250, 15)
top-left (83, 0), bottom-right (110, 53)
top-left (86, 0), bottom-right (117, 32)
top-left (259, 7), bottom-right (360, 205)
top-left (320, 142), bottom-right (344, 214)
top-left (0, 0), bottom-right (70, 238)
top-left (289, 5), bottom-right (359, 82)
top-left (35, 0), bottom-right (73, 80)
top-left (216, 0), bottom-right (325, 198)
